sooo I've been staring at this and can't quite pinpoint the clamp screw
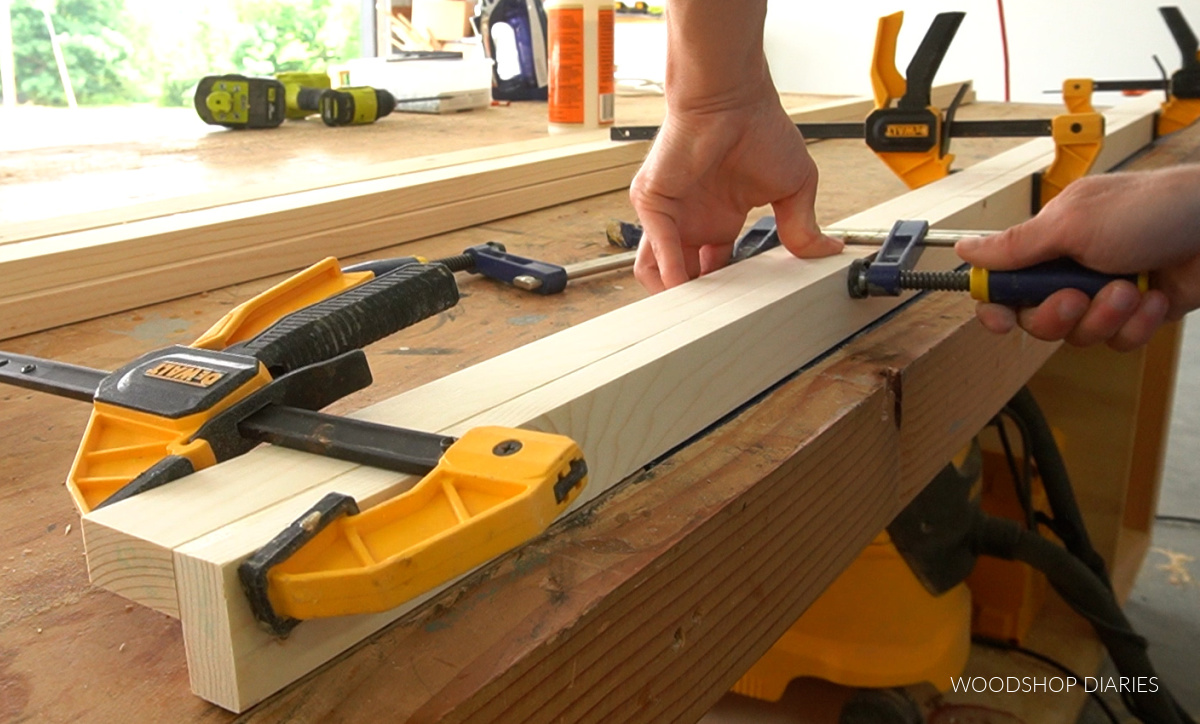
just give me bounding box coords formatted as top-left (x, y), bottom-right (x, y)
top-left (896, 269), bottom-right (970, 292)
top-left (21, 364), bottom-right (36, 374)
top-left (493, 439), bottom-right (523, 456)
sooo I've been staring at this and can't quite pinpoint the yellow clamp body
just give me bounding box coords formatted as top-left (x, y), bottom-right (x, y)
top-left (67, 369), bottom-right (269, 513)
top-left (867, 11), bottom-right (955, 189)
top-left (874, 117), bottom-right (955, 190)
top-left (1159, 96), bottom-right (1200, 135)
top-left (1039, 109), bottom-right (1105, 209)
top-left (68, 258), bottom-right (375, 514)
top-left (261, 426), bottom-right (588, 621)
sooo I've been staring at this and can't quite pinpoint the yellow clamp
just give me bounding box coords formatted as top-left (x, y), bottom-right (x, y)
top-left (1037, 79), bottom-right (1105, 210)
top-left (868, 12), bottom-right (955, 190)
top-left (67, 258), bottom-right (375, 514)
top-left (243, 426), bottom-right (588, 632)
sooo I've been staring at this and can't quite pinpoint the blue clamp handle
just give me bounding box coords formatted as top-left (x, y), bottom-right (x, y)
top-left (977, 260), bottom-right (1147, 307)
top-left (464, 244), bottom-right (569, 295)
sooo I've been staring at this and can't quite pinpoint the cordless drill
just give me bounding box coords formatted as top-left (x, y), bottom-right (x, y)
top-left (195, 73), bottom-right (396, 129)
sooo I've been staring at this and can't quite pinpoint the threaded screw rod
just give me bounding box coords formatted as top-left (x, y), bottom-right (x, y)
top-left (897, 269), bottom-right (970, 292)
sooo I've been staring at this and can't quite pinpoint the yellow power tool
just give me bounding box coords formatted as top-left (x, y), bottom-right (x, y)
top-left (195, 72), bottom-right (397, 129)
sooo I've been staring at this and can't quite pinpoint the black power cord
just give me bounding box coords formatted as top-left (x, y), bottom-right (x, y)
top-left (975, 388), bottom-right (1195, 724)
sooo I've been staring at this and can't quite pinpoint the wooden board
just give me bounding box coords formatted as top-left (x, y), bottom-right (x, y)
top-left (0, 83), bottom-right (972, 342)
top-left (79, 93), bottom-right (1164, 711)
top-left (235, 293), bottom-right (1058, 724)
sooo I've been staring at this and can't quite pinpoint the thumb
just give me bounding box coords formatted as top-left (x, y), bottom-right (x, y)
top-left (772, 186), bottom-right (843, 259)
top-left (955, 217), bottom-right (1065, 271)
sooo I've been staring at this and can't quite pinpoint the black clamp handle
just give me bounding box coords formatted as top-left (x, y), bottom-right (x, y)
top-left (231, 263), bottom-right (459, 376)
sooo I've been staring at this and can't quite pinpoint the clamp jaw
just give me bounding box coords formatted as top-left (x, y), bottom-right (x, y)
top-left (864, 12), bottom-right (1104, 203)
top-left (1067, 7), bottom-right (1200, 137)
top-left (866, 12), bottom-right (965, 189)
top-left (1030, 79), bottom-right (1105, 212)
top-left (846, 220), bottom-right (933, 299)
top-left (1158, 5), bottom-right (1200, 135)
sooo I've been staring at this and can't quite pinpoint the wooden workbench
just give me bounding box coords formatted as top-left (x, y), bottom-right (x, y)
top-left (0, 95), bottom-right (1186, 722)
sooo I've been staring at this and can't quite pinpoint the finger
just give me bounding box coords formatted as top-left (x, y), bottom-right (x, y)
top-left (974, 302), bottom-right (1018, 335)
top-left (699, 242), bottom-right (734, 275)
top-left (634, 211), bottom-right (691, 292)
top-left (633, 234), bottom-right (666, 294)
top-left (773, 186), bottom-right (843, 259)
top-left (1063, 280), bottom-right (1142, 347)
top-left (1013, 289), bottom-right (1090, 341)
top-left (1108, 290), bottom-right (1171, 352)
top-left (955, 217), bottom-right (1067, 272)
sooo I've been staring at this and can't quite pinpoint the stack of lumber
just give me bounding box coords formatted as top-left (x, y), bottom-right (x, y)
top-left (0, 83), bottom-right (971, 342)
top-left (79, 92), bottom-right (1161, 713)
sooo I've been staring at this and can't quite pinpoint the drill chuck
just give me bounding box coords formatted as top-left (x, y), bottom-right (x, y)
top-left (317, 87), bottom-right (397, 127)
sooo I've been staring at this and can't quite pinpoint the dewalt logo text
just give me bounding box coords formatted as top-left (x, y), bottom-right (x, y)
top-left (884, 124), bottom-right (930, 138)
top-left (144, 362), bottom-right (225, 388)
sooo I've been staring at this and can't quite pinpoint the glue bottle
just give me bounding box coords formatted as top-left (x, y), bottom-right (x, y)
top-left (545, 0), bottom-right (614, 132)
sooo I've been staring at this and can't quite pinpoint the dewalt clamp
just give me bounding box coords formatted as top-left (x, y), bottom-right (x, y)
top-left (1, 255), bottom-right (588, 633)
top-left (610, 12), bottom-right (1105, 210)
top-left (1052, 6), bottom-right (1200, 137)
top-left (794, 11), bottom-right (1105, 208)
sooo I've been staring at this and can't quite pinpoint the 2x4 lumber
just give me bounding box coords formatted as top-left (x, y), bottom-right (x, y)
top-left (0, 142), bottom-right (644, 341)
top-left (80, 92), bottom-right (1163, 712)
top-left (0, 83), bottom-right (972, 342)
top-left (239, 293), bottom-right (1057, 724)
top-left (0, 133), bottom-right (612, 247)
top-left (0, 81), bottom-right (970, 247)
top-left (173, 245), bottom-right (904, 711)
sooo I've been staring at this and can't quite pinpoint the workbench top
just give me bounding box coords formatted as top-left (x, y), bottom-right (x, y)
top-left (0, 94), bottom-right (1170, 723)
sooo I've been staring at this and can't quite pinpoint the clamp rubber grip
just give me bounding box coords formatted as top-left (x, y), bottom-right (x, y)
top-left (899, 12), bottom-right (964, 110)
top-left (969, 260), bottom-right (1148, 307)
top-left (232, 263), bottom-right (459, 376)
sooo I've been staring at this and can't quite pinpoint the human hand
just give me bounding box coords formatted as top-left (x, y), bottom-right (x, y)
top-left (628, 78), bottom-right (843, 292)
top-left (955, 166), bottom-right (1200, 350)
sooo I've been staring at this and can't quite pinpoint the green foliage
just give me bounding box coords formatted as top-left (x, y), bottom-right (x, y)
top-left (7, 0), bottom-right (362, 107)
top-left (10, 0), bottom-right (147, 105)
top-left (232, 0), bottom-right (361, 76)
